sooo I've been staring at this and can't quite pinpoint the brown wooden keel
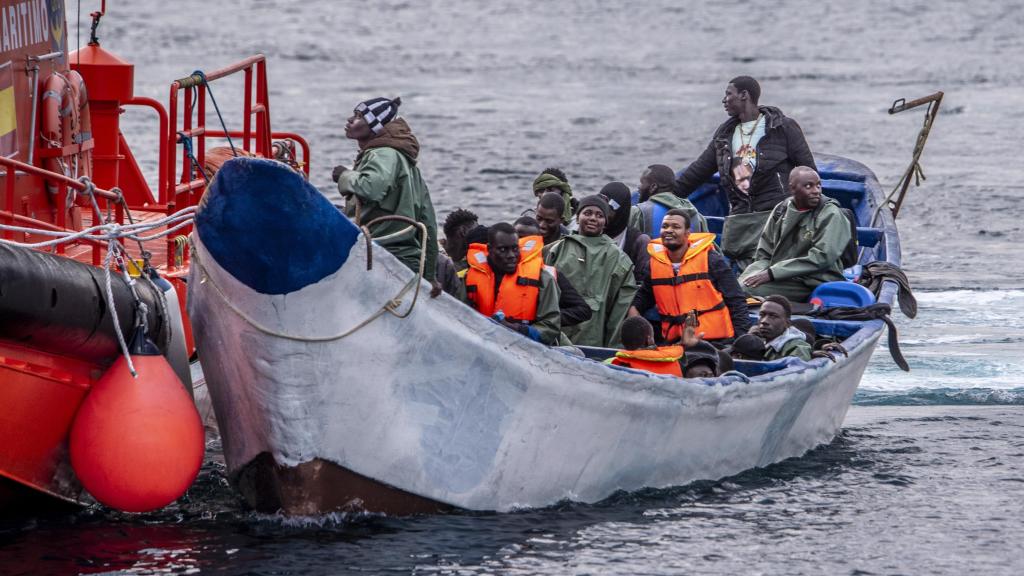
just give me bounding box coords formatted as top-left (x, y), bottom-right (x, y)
top-left (233, 453), bottom-right (454, 516)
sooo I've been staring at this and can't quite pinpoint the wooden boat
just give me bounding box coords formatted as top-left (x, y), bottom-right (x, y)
top-left (189, 146), bottom-right (912, 515)
top-left (0, 2), bottom-right (308, 513)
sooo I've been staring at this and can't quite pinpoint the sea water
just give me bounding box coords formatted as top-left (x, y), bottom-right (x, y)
top-left (2, 0), bottom-right (1023, 574)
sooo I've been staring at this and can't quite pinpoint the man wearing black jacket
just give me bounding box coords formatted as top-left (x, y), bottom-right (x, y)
top-left (628, 210), bottom-right (750, 346)
top-left (675, 76), bottom-right (816, 268)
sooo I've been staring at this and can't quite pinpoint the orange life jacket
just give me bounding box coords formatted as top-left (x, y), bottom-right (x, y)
top-left (609, 346), bottom-right (684, 377)
top-left (465, 235), bottom-right (545, 322)
top-left (648, 233), bottom-right (735, 342)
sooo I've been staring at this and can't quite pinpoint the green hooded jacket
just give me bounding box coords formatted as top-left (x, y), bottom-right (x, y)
top-left (545, 234), bottom-right (637, 348)
top-left (741, 197), bottom-right (850, 289)
top-left (763, 326), bottom-right (813, 361)
top-left (629, 192), bottom-right (709, 235)
top-left (338, 118), bottom-right (438, 282)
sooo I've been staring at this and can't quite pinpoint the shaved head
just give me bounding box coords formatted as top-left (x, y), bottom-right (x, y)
top-left (789, 166), bottom-right (822, 210)
top-left (788, 166), bottom-right (817, 186)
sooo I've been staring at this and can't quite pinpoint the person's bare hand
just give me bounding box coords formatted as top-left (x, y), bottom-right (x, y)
top-left (682, 311), bottom-right (705, 347)
top-left (743, 270), bottom-right (771, 288)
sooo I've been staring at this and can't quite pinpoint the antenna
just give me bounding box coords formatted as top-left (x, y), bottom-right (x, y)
top-left (89, 1), bottom-right (107, 46)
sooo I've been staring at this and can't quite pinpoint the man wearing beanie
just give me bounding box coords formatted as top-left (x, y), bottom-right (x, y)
top-left (332, 96), bottom-right (442, 297)
top-left (630, 164), bottom-right (709, 237)
top-left (545, 194), bottom-right (637, 348)
top-left (532, 168), bottom-right (576, 225)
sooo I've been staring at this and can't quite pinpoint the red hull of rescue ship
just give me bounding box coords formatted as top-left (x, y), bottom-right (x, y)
top-left (0, 1), bottom-right (310, 512)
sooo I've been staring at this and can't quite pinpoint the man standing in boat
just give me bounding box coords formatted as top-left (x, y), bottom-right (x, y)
top-left (675, 76), bottom-right (816, 269)
top-left (463, 223), bottom-right (562, 345)
top-left (628, 209), bottom-right (750, 346)
top-left (332, 96), bottom-right (442, 297)
top-left (739, 167), bottom-right (851, 302)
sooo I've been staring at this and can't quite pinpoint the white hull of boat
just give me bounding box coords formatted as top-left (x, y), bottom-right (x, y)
top-left (189, 222), bottom-right (879, 513)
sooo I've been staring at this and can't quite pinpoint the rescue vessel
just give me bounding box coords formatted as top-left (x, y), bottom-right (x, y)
top-left (0, 1), bottom-right (309, 513)
top-left (189, 92), bottom-right (939, 514)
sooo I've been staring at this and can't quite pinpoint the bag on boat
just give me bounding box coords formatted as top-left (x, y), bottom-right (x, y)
top-left (808, 302), bottom-right (909, 372)
top-left (721, 210), bottom-right (772, 264)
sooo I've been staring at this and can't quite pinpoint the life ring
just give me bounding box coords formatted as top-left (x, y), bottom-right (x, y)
top-left (67, 70), bottom-right (94, 181)
top-left (40, 71), bottom-right (94, 203)
top-left (40, 72), bottom-right (72, 182)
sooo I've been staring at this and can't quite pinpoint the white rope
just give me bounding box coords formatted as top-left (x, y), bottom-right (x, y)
top-left (0, 206), bottom-right (197, 249)
top-left (191, 218), bottom-right (429, 342)
top-left (0, 182), bottom-right (196, 376)
top-left (102, 239), bottom-right (136, 377)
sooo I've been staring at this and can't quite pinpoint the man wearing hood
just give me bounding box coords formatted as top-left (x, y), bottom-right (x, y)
top-left (532, 168), bottom-right (576, 225)
top-left (675, 77), bottom-right (816, 268)
top-left (749, 295), bottom-right (812, 361)
top-left (332, 96), bottom-right (441, 297)
top-left (740, 167), bottom-right (851, 302)
top-left (630, 165), bottom-right (708, 237)
top-left (545, 195), bottom-right (637, 348)
top-left (599, 182), bottom-right (651, 281)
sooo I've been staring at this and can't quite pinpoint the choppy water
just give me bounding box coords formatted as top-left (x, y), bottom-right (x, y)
top-left (3, 0), bottom-right (1024, 574)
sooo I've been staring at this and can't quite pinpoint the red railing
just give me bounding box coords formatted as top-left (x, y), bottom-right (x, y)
top-left (0, 156), bottom-right (123, 265)
top-left (2, 54), bottom-right (310, 273)
top-left (164, 54), bottom-right (311, 271)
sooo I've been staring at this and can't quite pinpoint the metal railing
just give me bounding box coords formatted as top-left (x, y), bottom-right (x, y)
top-left (2, 53), bottom-right (310, 273)
top-left (0, 156), bottom-right (122, 265)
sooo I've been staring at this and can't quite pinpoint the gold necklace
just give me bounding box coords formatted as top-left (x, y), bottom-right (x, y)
top-left (738, 113), bottom-right (763, 150)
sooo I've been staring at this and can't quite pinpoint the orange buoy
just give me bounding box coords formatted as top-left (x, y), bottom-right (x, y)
top-left (69, 339), bottom-right (204, 513)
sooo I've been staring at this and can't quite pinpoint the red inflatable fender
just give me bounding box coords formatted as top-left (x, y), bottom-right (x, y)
top-left (69, 353), bottom-right (205, 513)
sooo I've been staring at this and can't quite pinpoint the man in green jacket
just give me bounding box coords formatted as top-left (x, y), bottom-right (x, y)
top-left (332, 96), bottom-right (441, 297)
top-left (545, 195), bottom-right (637, 348)
top-left (739, 167), bottom-right (850, 302)
top-left (750, 295), bottom-right (812, 361)
top-left (630, 164), bottom-right (708, 237)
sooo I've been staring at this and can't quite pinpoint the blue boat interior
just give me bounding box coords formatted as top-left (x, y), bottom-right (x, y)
top-left (684, 154), bottom-right (888, 263)
top-left (578, 154), bottom-right (895, 378)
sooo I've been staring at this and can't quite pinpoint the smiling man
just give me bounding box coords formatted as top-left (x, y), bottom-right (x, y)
top-left (545, 195), bottom-right (637, 348)
top-left (739, 167), bottom-right (852, 302)
top-left (629, 209), bottom-right (750, 346)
